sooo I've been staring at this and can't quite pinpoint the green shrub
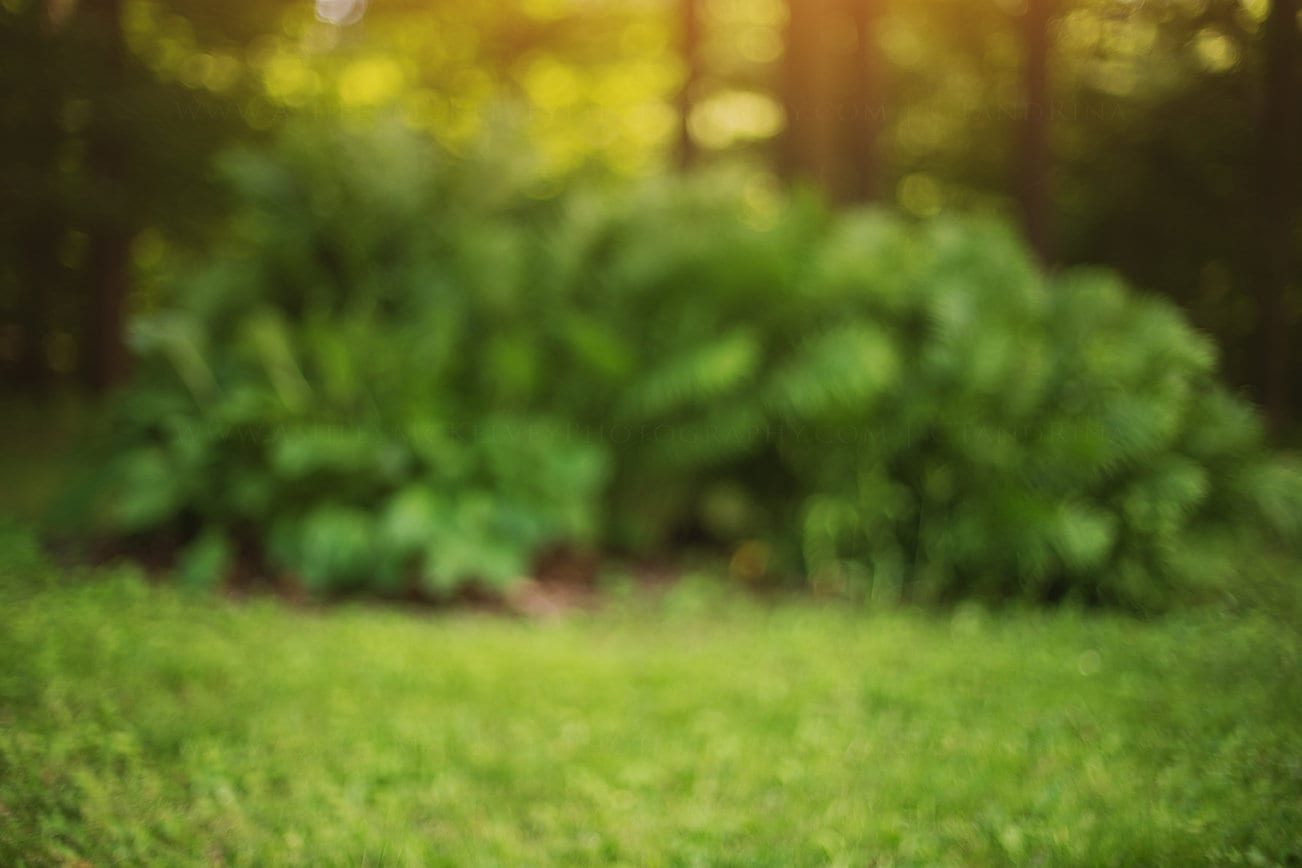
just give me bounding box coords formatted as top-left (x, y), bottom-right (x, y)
top-left (68, 121), bottom-right (1301, 608)
top-left (768, 227), bottom-right (1300, 609)
top-left (70, 122), bottom-right (609, 597)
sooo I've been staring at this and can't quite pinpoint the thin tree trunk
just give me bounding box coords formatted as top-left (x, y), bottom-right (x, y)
top-left (780, 0), bottom-right (845, 193)
top-left (847, 0), bottom-right (885, 202)
top-left (1259, 0), bottom-right (1298, 433)
top-left (778, 0), bottom-right (812, 181)
top-left (676, 0), bottom-right (701, 169)
top-left (1018, 0), bottom-right (1053, 264)
top-left (83, 230), bottom-right (130, 392)
top-left (80, 0), bottom-right (131, 393)
top-left (14, 222), bottom-right (57, 391)
top-left (12, 4), bottom-right (63, 392)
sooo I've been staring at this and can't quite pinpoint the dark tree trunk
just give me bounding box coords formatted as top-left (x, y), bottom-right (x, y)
top-left (675, 0), bottom-right (701, 169)
top-left (1018, 0), bottom-right (1053, 264)
top-left (780, 0), bottom-right (846, 193)
top-left (83, 230), bottom-right (130, 392)
top-left (1259, 0), bottom-right (1298, 434)
top-left (14, 222), bottom-right (58, 391)
top-left (778, 0), bottom-right (812, 182)
top-left (80, 0), bottom-right (132, 393)
top-left (10, 5), bottom-right (64, 392)
top-left (846, 0), bottom-right (885, 202)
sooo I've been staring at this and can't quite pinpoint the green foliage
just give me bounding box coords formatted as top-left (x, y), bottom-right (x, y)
top-left (177, 529), bottom-right (232, 592)
top-left (76, 123), bottom-right (1301, 608)
top-left (71, 122), bottom-right (609, 598)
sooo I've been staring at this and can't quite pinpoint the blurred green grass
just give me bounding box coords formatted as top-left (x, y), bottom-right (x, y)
top-left (1, 539), bottom-right (1299, 865)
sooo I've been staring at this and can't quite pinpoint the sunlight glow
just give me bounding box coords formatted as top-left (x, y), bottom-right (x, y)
top-left (688, 90), bottom-right (783, 150)
top-left (316, 0), bottom-right (366, 27)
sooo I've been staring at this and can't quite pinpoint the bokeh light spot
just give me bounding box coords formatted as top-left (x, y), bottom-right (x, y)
top-left (338, 57), bottom-right (404, 108)
top-left (898, 173), bottom-right (942, 217)
top-left (316, 0), bottom-right (366, 27)
top-left (688, 90), bottom-right (782, 150)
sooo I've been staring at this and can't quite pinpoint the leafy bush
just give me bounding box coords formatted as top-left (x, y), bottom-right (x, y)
top-left (69, 123), bottom-right (609, 597)
top-left (69, 121), bottom-right (1302, 608)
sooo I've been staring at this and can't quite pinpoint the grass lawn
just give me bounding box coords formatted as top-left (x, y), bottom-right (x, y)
top-left (1, 534), bottom-right (1299, 866)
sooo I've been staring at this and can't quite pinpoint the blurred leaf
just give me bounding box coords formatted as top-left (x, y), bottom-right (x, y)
top-left (178, 529), bottom-right (232, 592)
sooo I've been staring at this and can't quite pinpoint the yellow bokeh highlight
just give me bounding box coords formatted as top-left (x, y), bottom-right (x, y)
top-left (898, 173), bottom-right (942, 218)
top-left (625, 101), bottom-right (678, 146)
top-left (620, 20), bottom-right (670, 56)
top-left (263, 53), bottom-right (319, 105)
top-left (204, 54), bottom-right (242, 92)
top-left (881, 18), bottom-right (926, 69)
top-left (1091, 59), bottom-right (1138, 97)
top-left (591, 61), bottom-right (675, 108)
top-left (179, 52), bottom-right (212, 90)
top-left (1238, 0), bottom-right (1269, 24)
top-left (707, 0), bottom-right (785, 28)
top-left (689, 90), bottom-right (783, 150)
top-left (896, 109), bottom-right (946, 153)
top-left (338, 57), bottom-right (405, 108)
top-left (522, 56), bottom-right (582, 112)
top-left (1194, 28), bottom-right (1239, 72)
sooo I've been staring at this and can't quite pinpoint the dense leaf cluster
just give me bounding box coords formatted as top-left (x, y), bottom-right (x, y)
top-left (76, 124), bottom-right (1301, 608)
